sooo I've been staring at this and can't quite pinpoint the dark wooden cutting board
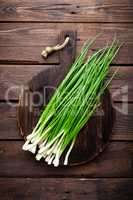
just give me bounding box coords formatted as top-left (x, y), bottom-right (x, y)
top-left (17, 30), bottom-right (115, 166)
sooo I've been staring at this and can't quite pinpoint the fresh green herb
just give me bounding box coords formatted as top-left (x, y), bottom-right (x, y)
top-left (22, 36), bottom-right (120, 167)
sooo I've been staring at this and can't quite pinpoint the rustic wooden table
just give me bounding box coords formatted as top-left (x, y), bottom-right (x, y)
top-left (0, 1), bottom-right (133, 199)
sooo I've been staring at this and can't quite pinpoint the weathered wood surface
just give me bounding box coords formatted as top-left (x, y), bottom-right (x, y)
top-left (0, 23), bottom-right (133, 64)
top-left (0, 141), bottom-right (132, 177)
top-left (0, 178), bottom-right (132, 200)
top-left (0, 0), bottom-right (133, 198)
top-left (0, 102), bottom-right (133, 141)
top-left (0, 66), bottom-right (132, 101)
top-left (0, 0), bottom-right (133, 22)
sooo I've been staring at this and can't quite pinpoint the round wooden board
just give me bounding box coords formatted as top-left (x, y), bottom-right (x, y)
top-left (17, 66), bottom-right (115, 166)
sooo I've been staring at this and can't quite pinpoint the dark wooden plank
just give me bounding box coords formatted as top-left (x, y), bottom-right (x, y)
top-left (0, 47), bottom-right (59, 64)
top-left (0, 26), bottom-right (60, 64)
top-left (0, 66), bottom-right (132, 101)
top-left (112, 103), bottom-right (133, 141)
top-left (0, 141), bottom-right (132, 177)
top-left (0, 102), bottom-right (133, 141)
top-left (109, 67), bottom-right (133, 102)
top-left (0, 0), bottom-right (133, 22)
top-left (0, 23), bottom-right (133, 64)
top-left (0, 103), bottom-right (18, 140)
top-left (0, 178), bottom-right (132, 200)
top-left (0, 65), bottom-right (53, 100)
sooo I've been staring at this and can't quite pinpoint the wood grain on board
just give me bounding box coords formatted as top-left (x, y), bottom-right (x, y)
top-left (0, 0), bottom-right (133, 22)
top-left (0, 23), bottom-right (133, 64)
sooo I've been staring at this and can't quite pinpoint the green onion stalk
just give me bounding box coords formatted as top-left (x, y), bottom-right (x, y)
top-left (22, 36), bottom-right (120, 167)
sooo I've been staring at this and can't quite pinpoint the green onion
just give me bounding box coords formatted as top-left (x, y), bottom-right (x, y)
top-left (22, 36), bottom-right (120, 167)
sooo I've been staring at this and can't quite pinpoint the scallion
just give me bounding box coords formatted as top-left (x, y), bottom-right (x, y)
top-left (22, 36), bottom-right (120, 167)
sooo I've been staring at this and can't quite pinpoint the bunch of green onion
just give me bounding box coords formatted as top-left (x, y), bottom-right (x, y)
top-left (22, 36), bottom-right (120, 167)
